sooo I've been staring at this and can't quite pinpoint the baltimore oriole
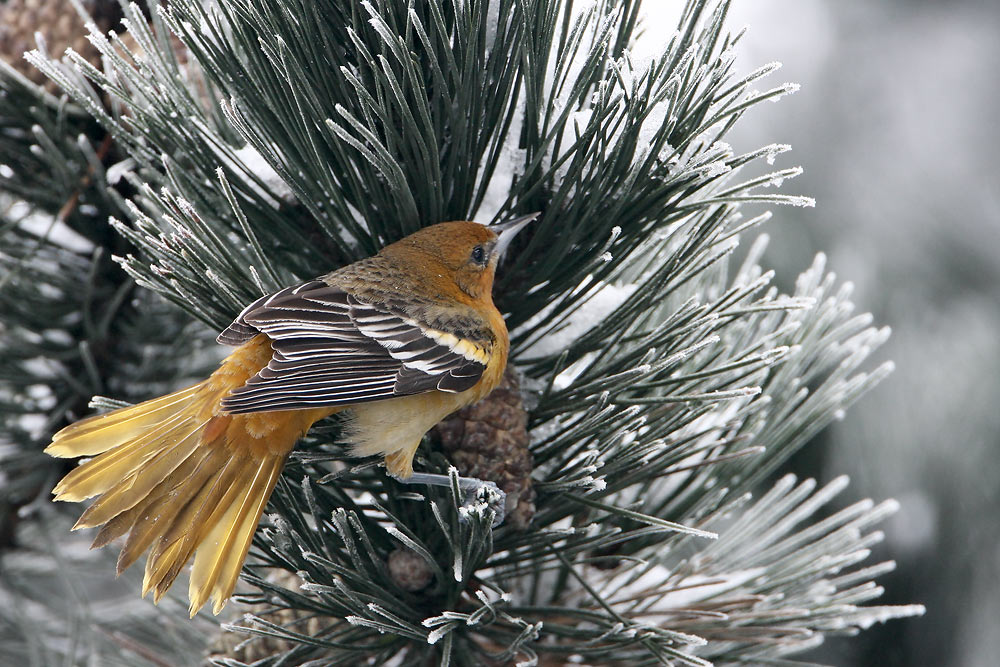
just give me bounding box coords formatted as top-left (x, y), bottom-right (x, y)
top-left (44, 215), bottom-right (536, 616)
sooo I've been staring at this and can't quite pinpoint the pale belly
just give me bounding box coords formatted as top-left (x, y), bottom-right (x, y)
top-left (344, 389), bottom-right (473, 478)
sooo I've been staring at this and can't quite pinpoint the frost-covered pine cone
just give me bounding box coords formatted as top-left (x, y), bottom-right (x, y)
top-left (388, 547), bottom-right (434, 592)
top-left (433, 367), bottom-right (535, 529)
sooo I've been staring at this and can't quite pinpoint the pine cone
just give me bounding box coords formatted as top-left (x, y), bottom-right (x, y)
top-left (0, 0), bottom-right (122, 90)
top-left (388, 547), bottom-right (433, 592)
top-left (433, 367), bottom-right (536, 529)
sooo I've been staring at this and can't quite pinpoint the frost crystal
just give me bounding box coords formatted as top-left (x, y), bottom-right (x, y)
top-left (700, 160), bottom-right (731, 179)
top-left (770, 82), bottom-right (802, 102)
top-left (764, 143), bottom-right (792, 165)
top-left (426, 626), bottom-right (451, 645)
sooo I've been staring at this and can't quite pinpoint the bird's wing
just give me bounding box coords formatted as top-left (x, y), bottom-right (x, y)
top-left (216, 280), bottom-right (491, 413)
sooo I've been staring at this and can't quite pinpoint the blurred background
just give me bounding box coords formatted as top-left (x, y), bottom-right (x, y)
top-left (644, 1), bottom-right (1000, 665)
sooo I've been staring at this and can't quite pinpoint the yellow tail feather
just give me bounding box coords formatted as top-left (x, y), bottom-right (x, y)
top-left (45, 384), bottom-right (203, 458)
top-left (65, 419), bottom-right (206, 513)
top-left (45, 336), bottom-right (336, 616)
top-left (110, 450), bottom-right (212, 571)
top-left (143, 454), bottom-right (249, 599)
top-left (188, 455), bottom-right (284, 616)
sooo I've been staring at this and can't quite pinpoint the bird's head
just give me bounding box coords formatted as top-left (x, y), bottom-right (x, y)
top-left (382, 215), bottom-right (537, 301)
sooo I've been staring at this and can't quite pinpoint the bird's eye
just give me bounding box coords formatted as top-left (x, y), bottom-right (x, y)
top-left (470, 245), bottom-right (486, 265)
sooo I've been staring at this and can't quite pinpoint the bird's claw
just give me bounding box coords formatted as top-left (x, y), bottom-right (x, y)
top-left (400, 472), bottom-right (507, 528)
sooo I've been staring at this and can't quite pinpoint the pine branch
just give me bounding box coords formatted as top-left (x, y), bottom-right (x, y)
top-left (8, 0), bottom-right (924, 665)
top-left (1, 26), bottom-right (219, 662)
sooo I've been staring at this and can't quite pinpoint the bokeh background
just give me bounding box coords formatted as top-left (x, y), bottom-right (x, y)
top-left (643, 2), bottom-right (999, 665)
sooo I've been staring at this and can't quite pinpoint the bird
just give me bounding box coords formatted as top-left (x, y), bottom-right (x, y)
top-left (44, 214), bottom-right (536, 617)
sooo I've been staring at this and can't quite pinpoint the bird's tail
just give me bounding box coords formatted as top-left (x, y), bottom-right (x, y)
top-left (45, 335), bottom-right (334, 616)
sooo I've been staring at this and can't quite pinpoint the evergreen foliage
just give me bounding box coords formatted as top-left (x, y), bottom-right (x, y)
top-left (0, 0), bottom-right (923, 664)
top-left (0, 41), bottom-right (207, 548)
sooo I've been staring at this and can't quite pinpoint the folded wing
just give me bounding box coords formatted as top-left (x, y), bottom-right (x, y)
top-left (217, 281), bottom-right (491, 413)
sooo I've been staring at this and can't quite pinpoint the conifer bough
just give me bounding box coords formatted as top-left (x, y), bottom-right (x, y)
top-left (1, 0), bottom-right (926, 663)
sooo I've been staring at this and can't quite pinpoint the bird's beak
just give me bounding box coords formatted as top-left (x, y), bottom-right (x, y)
top-left (491, 212), bottom-right (539, 257)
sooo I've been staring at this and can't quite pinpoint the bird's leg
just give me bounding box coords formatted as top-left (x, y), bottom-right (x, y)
top-left (398, 471), bottom-right (507, 528)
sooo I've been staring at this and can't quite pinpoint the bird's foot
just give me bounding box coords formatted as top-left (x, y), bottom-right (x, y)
top-left (398, 471), bottom-right (506, 527)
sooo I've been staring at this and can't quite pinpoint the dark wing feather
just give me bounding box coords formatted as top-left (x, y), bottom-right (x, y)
top-left (216, 281), bottom-right (491, 413)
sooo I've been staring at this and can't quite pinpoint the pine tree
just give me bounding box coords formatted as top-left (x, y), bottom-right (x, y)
top-left (0, 1), bottom-right (923, 664)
